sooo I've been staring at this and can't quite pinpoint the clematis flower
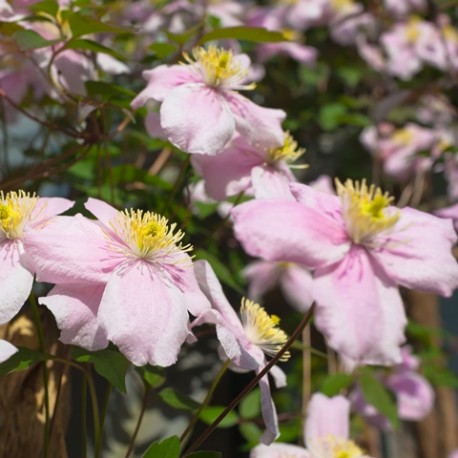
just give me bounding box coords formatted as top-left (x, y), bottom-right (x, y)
top-left (194, 260), bottom-right (289, 444)
top-left (436, 203), bottom-right (458, 231)
top-left (0, 339), bottom-right (18, 363)
top-left (0, 190), bottom-right (73, 325)
top-left (251, 393), bottom-right (371, 457)
top-left (232, 180), bottom-right (458, 365)
top-left (191, 132), bottom-right (305, 200)
top-left (131, 45), bottom-right (286, 155)
top-left (24, 198), bottom-right (210, 367)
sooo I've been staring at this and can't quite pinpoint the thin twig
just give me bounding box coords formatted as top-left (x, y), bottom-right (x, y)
top-left (124, 386), bottom-right (150, 458)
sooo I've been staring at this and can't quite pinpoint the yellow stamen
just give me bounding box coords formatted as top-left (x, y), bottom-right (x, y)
top-left (110, 209), bottom-right (192, 261)
top-left (331, 0), bottom-right (356, 12)
top-left (0, 190), bottom-right (38, 240)
top-left (268, 132), bottom-right (307, 167)
top-left (315, 435), bottom-right (364, 458)
top-left (336, 179), bottom-right (399, 245)
top-left (240, 298), bottom-right (290, 361)
top-left (442, 25), bottom-right (458, 42)
top-left (183, 45), bottom-right (255, 89)
top-left (406, 16), bottom-right (421, 43)
top-left (392, 127), bottom-right (414, 146)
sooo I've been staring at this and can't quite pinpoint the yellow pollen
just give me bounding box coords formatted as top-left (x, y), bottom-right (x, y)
top-left (336, 179), bottom-right (399, 245)
top-left (110, 209), bottom-right (192, 261)
top-left (183, 45), bottom-right (254, 89)
top-left (392, 128), bottom-right (414, 146)
top-left (0, 190), bottom-right (38, 240)
top-left (331, 0), bottom-right (356, 12)
top-left (405, 16), bottom-right (421, 43)
top-left (268, 132), bottom-right (307, 167)
top-left (314, 435), bottom-right (364, 458)
top-left (240, 298), bottom-right (290, 361)
top-left (443, 25), bottom-right (458, 42)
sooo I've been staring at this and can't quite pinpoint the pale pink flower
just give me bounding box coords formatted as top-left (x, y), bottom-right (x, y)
top-left (251, 393), bottom-right (371, 457)
top-left (194, 260), bottom-right (288, 444)
top-left (0, 191), bottom-right (73, 325)
top-left (131, 45), bottom-right (286, 155)
top-left (384, 0), bottom-right (425, 17)
top-left (232, 180), bottom-right (458, 365)
top-left (449, 450), bottom-right (458, 458)
top-left (191, 132), bottom-right (303, 200)
top-left (0, 340), bottom-right (18, 363)
top-left (244, 261), bottom-right (313, 313)
top-left (436, 203), bottom-right (458, 231)
top-left (25, 199), bottom-right (210, 366)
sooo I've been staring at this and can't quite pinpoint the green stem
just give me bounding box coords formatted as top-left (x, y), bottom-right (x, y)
top-left (100, 383), bottom-right (112, 434)
top-left (183, 304), bottom-right (316, 456)
top-left (85, 367), bottom-right (102, 458)
top-left (180, 359), bottom-right (231, 443)
top-left (29, 293), bottom-right (50, 458)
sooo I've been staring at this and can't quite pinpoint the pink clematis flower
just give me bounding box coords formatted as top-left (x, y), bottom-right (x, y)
top-left (131, 45), bottom-right (286, 155)
top-left (232, 180), bottom-right (458, 365)
top-left (436, 203), bottom-right (458, 231)
top-left (191, 132), bottom-right (304, 200)
top-left (194, 260), bottom-right (289, 444)
top-left (0, 339), bottom-right (18, 363)
top-left (0, 190), bottom-right (73, 325)
top-left (251, 393), bottom-right (371, 457)
top-left (24, 199), bottom-right (210, 366)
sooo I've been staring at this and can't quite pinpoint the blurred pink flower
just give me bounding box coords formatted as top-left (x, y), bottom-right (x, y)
top-left (25, 199), bottom-right (210, 366)
top-left (194, 260), bottom-right (289, 444)
top-left (0, 191), bottom-right (73, 325)
top-left (232, 180), bottom-right (458, 365)
top-left (131, 45), bottom-right (285, 155)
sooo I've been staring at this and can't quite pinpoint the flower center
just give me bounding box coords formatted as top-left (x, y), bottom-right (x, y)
top-left (392, 127), bottom-right (414, 146)
top-left (110, 209), bottom-right (192, 261)
top-left (314, 435), bottom-right (364, 458)
top-left (183, 45), bottom-right (253, 89)
top-left (0, 190), bottom-right (38, 240)
top-left (240, 298), bottom-right (290, 361)
top-left (405, 17), bottom-right (421, 43)
top-left (336, 179), bottom-right (399, 245)
top-left (268, 132), bottom-right (306, 166)
top-left (331, 0), bottom-right (357, 13)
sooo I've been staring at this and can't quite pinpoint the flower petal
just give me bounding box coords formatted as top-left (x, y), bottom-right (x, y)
top-left (280, 264), bottom-right (314, 313)
top-left (313, 247), bottom-right (406, 365)
top-left (160, 84), bottom-right (235, 155)
top-left (251, 443), bottom-right (309, 458)
top-left (373, 207), bottom-right (458, 296)
top-left (31, 197), bottom-right (74, 223)
top-left (40, 283), bottom-right (108, 351)
top-left (98, 261), bottom-right (190, 367)
top-left (244, 261), bottom-right (282, 300)
top-left (0, 242), bottom-right (33, 324)
top-left (257, 370), bottom-right (280, 445)
top-left (232, 199), bottom-right (349, 269)
top-left (0, 340), bottom-right (18, 363)
top-left (85, 198), bottom-right (119, 229)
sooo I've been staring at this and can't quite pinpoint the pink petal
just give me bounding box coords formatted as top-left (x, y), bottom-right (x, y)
top-left (0, 242), bottom-right (33, 324)
top-left (387, 370), bottom-right (435, 421)
top-left (226, 92), bottom-right (285, 149)
top-left (31, 197), bottom-right (74, 223)
top-left (84, 198), bottom-right (119, 229)
top-left (289, 182), bottom-right (341, 216)
top-left (160, 84), bottom-right (235, 155)
top-left (24, 215), bottom-right (118, 285)
top-left (131, 64), bottom-right (201, 108)
top-left (305, 394), bottom-right (350, 444)
top-left (98, 261), bottom-right (190, 367)
top-left (373, 207), bottom-right (458, 296)
top-left (40, 283), bottom-right (108, 351)
top-left (244, 261), bottom-right (282, 300)
top-left (257, 370), bottom-right (280, 445)
top-left (251, 443), bottom-right (309, 458)
top-left (232, 199), bottom-right (349, 269)
top-left (251, 167), bottom-right (295, 200)
top-left (0, 340), bottom-right (18, 363)
top-left (313, 247), bottom-right (406, 365)
top-left (145, 112), bottom-right (167, 140)
top-left (280, 264), bottom-right (314, 313)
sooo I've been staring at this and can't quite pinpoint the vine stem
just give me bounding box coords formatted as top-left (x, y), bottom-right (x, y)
top-left (183, 304), bottom-right (316, 456)
top-left (180, 359), bottom-right (231, 444)
top-left (124, 385), bottom-right (150, 458)
top-left (29, 293), bottom-right (50, 458)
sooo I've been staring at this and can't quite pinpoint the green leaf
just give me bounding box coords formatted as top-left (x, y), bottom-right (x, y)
top-left (194, 249), bottom-right (243, 294)
top-left (199, 406), bottom-right (239, 428)
top-left (85, 81), bottom-right (135, 100)
top-left (73, 348), bottom-right (129, 393)
top-left (0, 347), bottom-right (47, 376)
top-left (138, 366), bottom-right (166, 389)
top-left (239, 388), bottom-right (260, 419)
top-left (29, 0), bottom-right (59, 16)
top-left (149, 42), bottom-right (178, 59)
top-left (143, 435), bottom-right (180, 458)
top-left (66, 38), bottom-right (126, 60)
top-left (320, 373), bottom-right (353, 396)
top-left (159, 387), bottom-right (200, 411)
top-left (359, 368), bottom-right (398, 428)
top-left (318, 103), bottom-right (347, 130)
top-left (13, 29), bottom-right (60, 50)
top-left (68, 13), bottom-right (131, 38)
top-left (199, 27), bottom-right (288, 44)
top-left (238, 422), bottom-right (261, 446)
top-left (185, 452), bottom-right (222, 458)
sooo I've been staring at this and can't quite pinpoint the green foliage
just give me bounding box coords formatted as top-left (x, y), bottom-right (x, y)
top-left (143, 435), bottom-right (180, 458)
top-left (159, 387), bottom-right (200, 411)
top-left (199, 406), bottom-right (239, 428)
top-left (184, 452), bottom-right (222, 458)
top-left (239, 388), bottom-right (261, 420)
top-left (0, 347), bottom-right (47, 375)
top-left (138, 366), bottom-right (166, 389)
top-left (199, 26), bottom-right (287, 44)
top-left (320, 373), bottom-right (353, 396)
top-left (13, 29), bottom-right (60, 50)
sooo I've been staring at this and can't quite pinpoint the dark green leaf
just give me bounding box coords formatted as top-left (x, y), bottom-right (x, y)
top-left (320, 373), bottom-right (353, 396)
top-left (159, 387), bottom-right (200, 411)
top-left (149, 42), bottom-right (178, 59)
top-left (359, 368), bottom-right (398, 428)
top-left (138, 366), bottom-right (166, 389)
top-left (0, 347), bottom-right (47, 376)
top-left (68, 13), bottom-right (131, 38)
top-left (66, 38), bottom-right (126, 60)
top-left (199, 406), bottom-right (238, 428)
top-left (199, 27), bottom-right (288, 44)
top-left (239, 388), bottom-right (260, 419)
top-left (318, 103), bottom-right (347, 130)
top-left (29, 0), bottom-right (59, 16)
top-left (13, 29), bottom-right (59, 50)
top-left (143, 435), bottom-right (180, 458)
top-left (85, 81), bottom-right (135, 99)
